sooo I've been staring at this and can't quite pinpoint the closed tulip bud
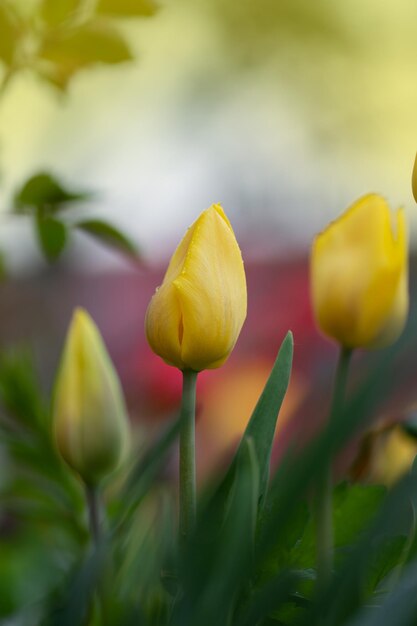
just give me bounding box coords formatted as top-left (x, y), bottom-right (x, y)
top-left (412, 152), bottom-right (417, 203)
top-left (145, 204), bottom-right (247, 371)
top-left (311, 194), bottom-right (408, 349)
top-left (53, 308), bottom-right (129, 485)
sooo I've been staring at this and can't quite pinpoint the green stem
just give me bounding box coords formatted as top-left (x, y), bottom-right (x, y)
top-left (315, 347), bottom-right (352, 591)
top-left (179, 369), bottom-right (198, 546)
top-left (85, 483), bottom-right (101, 547)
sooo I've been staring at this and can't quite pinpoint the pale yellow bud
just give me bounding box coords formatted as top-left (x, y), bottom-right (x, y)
top-left (53, 308), bottom-right (129, 485)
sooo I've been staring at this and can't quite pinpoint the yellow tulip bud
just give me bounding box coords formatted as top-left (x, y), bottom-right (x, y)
top-left (311, 193), bottom-right (408, 349)
top-left (412, 152), bottom-right (417, 203)
top-left (145, 204), bottom-right (247, 371)
top-left (53, 308), bottom-right (129, 485)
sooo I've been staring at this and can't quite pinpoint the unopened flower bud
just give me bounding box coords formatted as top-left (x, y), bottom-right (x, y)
top-left (53, 308), bottom-right (129, 485)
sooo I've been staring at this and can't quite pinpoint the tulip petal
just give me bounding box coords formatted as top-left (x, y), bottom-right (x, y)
top-left (174, 205), bottom-right (247, 371)
top-left (311, 194), bottom-right (408, 348)
top-left (145, 204), bottom-right (247, 371)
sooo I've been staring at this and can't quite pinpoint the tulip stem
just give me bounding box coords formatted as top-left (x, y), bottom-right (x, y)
top-left (315, 346), bottom-right (352, 591)
top-left (85, 484), bottom-right (101, 547)
top-left (179, 369), bottom-right (198, 546)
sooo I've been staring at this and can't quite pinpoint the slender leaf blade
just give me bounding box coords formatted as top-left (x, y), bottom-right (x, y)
top-left (76, 218), bottom-right (140, 259)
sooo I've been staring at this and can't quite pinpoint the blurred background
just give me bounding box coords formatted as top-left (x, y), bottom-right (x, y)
top-left (1, 0), bottom-right (417, 484)
top-left (2, 1), bottom-right (417, 621)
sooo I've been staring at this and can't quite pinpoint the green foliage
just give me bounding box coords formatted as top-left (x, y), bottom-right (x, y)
top-left (10, 171), bottom-right (141, 264)
top-left (14, 172), bottom-right (90, 213)
top-left (39, 21), bottom-right (133, 69)
top-left (76, 219), bottom-right (139, 260)
top-left (0, 0), bottom-right (158, 92)
top-left (0, 333), bottom-right (416, 625)
top-left (36, 214), bottom-right (68, 261)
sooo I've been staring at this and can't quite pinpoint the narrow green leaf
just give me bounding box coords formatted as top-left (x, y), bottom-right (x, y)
top-left (14, 172), bottom-right (91, 212)
top-left (45, 544), bottom-right (106, 626)
top-left (111, 417), bottom-right (180, 536)
top-left (209, 331), bottom-right (293, 523)
top-left (76, 218), bottom-right (140, 259)
top-left (240, 330), bottom-right (293, 507)
top-left (174, 438), bottom-right (260, 626)
top-left (36, 215), bottom-right (68, 261)
top-left (96, 0), bottom-right (158, 17)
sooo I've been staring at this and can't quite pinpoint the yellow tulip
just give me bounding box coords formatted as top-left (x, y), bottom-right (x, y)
top-left (311, 194), bottom-right (408, 349)
top-left (145, 204), bottom-right (247, 371)
top-left (53, 308), bottom-right (129, 485)
top-left (412, 152), bottom-right (417, 203)
top-left (353, 423), bottom-right (417, 487)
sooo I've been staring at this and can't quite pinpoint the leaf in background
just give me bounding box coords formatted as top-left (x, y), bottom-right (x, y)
top-left (39, 21), bottom-right (133, 72)
top-left (345, 560), bottom-right (417, 626)
top-left (0, 349), bottom-right (47, 431)
top-left (45, 544), bottom-right (106, 626)
top-left (112, 417), bottom-right (180, 535)
top-left (96, 0), bottom-right (158, 17)
top-left (76, 219), bottom-right (140, 260)
top-left (40, 0), bottom-right (82, 27)
top-left (0, 2), bottom-right (21, 66)
top-left (14, 172), bottom-right (91, 213)
top-left (290, 484), bottom-right (386, 569)
top-left (303, 473), bottom-right (417, 626)
top-left (36, 215), bottom-right (68, 261)
top-left (0, 349), bottom-right (85, 543)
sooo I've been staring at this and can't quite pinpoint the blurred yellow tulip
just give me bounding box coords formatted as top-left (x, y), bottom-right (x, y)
top-left (311, 194), bottom-right (408, 349)
top-left (53, 308), bottom-right (129, 485)
top-left (353, 423), bottom-right (417, 487)
top-left (145, 204), bottom-right (247, 371)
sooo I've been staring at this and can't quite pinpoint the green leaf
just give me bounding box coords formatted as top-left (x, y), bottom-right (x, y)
top-left (40, 0), bottom-right (82, 27)
top-left (239, 331), bottom-right (293, 508)
top-left (366, 536), bottom-right (407, 596)
top-left (76, 219), bottom-right (140, 259)
top-left (290, 484), bottom-right (386, 569)
top-left (0, 3), bottom-right (21, 66)
top-left (174, 438), bottom-right (260, 626)
top-left (209, 331), bottom-right (293, 524)
top-left (36, 215), bottom-right (68, 261)
top-left (0, 349), bottom-right (48, 431)
top-left (112, 417), bottom-right (180, 534)
top-left (346, 560), bottom-right (417, 626)
top-left (96, 0), bottom-right (158, 17)
top-left (39, 21), bottom-right (133, 70)
top-left (14, 172), bottom-right (90, 212)
top-left (305, 473), bottom-right (417, 625)
top-left (45, 544), bottom-right (107, 626)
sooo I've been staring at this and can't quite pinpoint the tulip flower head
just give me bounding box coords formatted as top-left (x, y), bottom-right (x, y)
top-left (145, 204), bottom-right (247, 371)
top-left (311, 194), bottom-right (408, 349)
top-left (53, 308), bottom-right (129, 485)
